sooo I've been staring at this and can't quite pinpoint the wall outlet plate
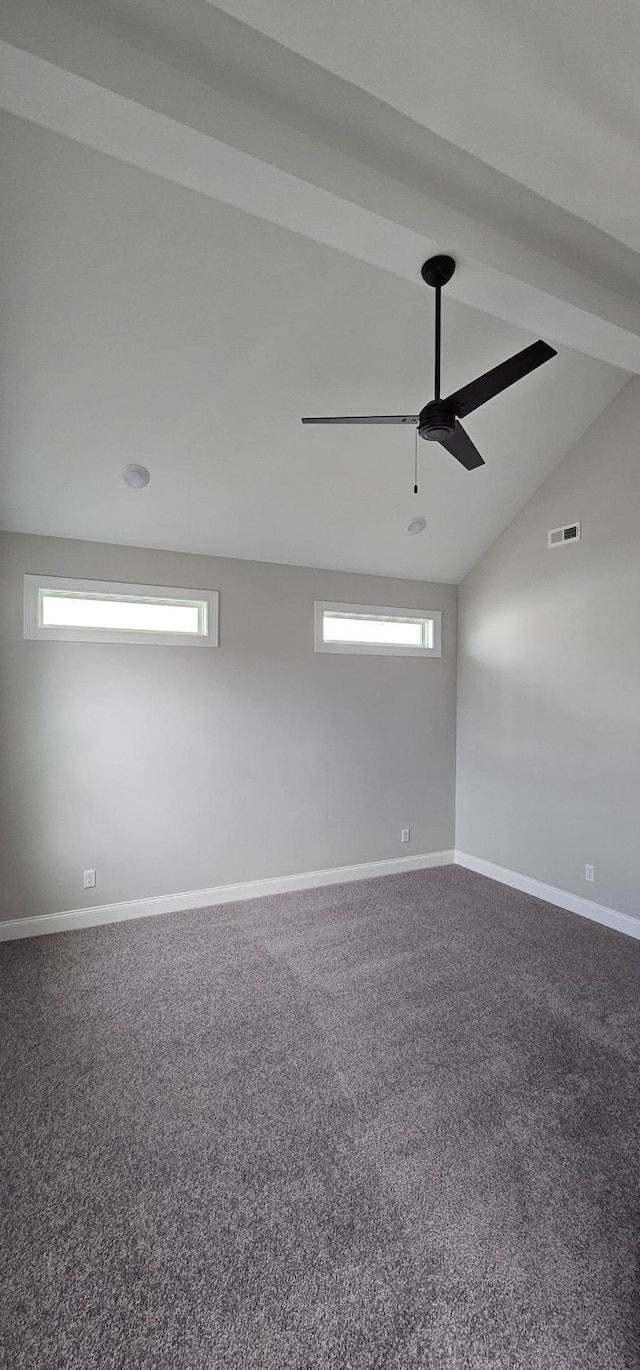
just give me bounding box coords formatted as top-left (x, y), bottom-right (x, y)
top-left (401, 828), bottom-right (410, 843)
top-left (83, 869), bottom-right (96, 889)
top-left (585, 864), bottom-right (595, 884)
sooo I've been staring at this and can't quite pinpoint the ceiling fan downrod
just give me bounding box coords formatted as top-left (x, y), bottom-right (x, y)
top-left (419, 255), bottom-right (457, 436)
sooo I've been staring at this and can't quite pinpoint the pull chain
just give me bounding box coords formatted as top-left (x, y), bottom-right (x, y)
top-left (414, 425), bottom-right (418, 494)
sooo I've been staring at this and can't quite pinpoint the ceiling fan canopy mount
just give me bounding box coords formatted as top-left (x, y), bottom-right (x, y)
top-left (420, 254), bottom-right (456, 289)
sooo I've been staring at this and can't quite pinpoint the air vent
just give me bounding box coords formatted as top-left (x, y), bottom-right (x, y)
top-left (547, 521), bottom-right (580, 549)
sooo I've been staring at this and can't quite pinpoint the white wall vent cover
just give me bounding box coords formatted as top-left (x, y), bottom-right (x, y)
top-left (547, 521), bottom-right (581, 548)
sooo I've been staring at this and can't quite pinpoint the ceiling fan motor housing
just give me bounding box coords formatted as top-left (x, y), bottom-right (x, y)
top-left (418, 401), bottom-right (456, 442)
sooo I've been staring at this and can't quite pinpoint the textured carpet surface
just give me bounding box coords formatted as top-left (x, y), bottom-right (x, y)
top-left (2, 865), bottom-right (640, 1369)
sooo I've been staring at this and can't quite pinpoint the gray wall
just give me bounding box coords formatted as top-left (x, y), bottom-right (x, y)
top-left (0, 532), bottom-right (457, 921)
top-left (456, 376), bottom-right (640, 918)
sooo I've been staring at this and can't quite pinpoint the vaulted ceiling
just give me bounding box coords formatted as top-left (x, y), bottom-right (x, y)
top-left (1, 0), bottom-right (638, 582)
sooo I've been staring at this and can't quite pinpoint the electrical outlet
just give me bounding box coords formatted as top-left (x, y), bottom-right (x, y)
top-left (585, 864), bottom-right (595, 884)
top-left (83, 869), bottom-right (96, 889)
top-left (401, 828), bottom-right (410, 844)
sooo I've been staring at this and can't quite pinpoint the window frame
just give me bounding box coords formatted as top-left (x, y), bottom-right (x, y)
top-left (314, 600), bottom-right (442, 657)
top-left (23, 575), bottom-right (219, 647)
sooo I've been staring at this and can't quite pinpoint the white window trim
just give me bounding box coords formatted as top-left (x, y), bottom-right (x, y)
top-left (23, 575), bottom-right (219, 647)
top-left (314, 601), bottom-right (442, 657)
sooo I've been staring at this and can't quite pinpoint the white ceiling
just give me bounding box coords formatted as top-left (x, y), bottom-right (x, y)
top-left (0, 0), bottom-right (637, 582)
top-left (209, 0), bottom-right (640, 255)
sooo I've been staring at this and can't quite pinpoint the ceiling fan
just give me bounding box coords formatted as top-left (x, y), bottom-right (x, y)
top-left (301, 255), bottom-right (557, 471)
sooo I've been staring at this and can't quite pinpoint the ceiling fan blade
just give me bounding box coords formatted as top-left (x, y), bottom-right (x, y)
top-left (445, 340), bottom-right (557, 418)
top-left (439, 421), bottom-right (485, 471)
top-left (301, 415), bottom-right (418, 425)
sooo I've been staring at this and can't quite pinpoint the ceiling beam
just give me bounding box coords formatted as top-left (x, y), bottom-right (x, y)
top-left (1, 37), bottom-right (640, 372)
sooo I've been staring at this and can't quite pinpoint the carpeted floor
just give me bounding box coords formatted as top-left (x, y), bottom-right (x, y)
top-left (2, 866), bottom-right (640, 1369)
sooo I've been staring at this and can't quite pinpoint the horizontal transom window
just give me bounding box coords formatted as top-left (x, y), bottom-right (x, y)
top-left (24, 576), bottom-right (218, 646)
top-left (315, 602), bottom-right (441, 657)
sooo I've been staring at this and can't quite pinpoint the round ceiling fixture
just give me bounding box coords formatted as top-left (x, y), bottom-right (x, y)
top-left (122, 464), bottom-right (151, 489)
top-left (407, 517), bottom-right (427, 536)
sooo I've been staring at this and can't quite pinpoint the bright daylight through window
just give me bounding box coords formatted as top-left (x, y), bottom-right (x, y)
top-left (24, 576), bottom-right (218, 646)
top-left (315, 602), bottom-right (441, 657)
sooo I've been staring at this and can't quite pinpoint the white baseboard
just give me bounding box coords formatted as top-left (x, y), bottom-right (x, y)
top-left (4, 848), bottom-right (636, 944)
top-left (0, 849), bottom-right (455, 942)
top-left (455, 850), bottom-right (640, 940)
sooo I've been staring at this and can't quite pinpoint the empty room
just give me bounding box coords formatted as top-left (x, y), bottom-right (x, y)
top-left (1, 2), bottom-right (639, 1366)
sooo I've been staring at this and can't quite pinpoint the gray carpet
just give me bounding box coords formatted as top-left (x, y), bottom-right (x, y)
top-left (2, 866), bottom-right (640, 1369)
